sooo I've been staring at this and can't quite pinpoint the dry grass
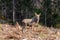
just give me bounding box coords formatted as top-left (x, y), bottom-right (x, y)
top-left (0, 23), bottom-right (60, 40)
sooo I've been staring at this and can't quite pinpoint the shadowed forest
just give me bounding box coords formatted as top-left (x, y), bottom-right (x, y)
top-left (0, 0), bottom-right (60, 27)
top-left (0, 0), bottom-right (60, 40)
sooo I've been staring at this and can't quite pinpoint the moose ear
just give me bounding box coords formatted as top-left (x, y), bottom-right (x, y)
top-left (35, 12), bottom-right (37, 15)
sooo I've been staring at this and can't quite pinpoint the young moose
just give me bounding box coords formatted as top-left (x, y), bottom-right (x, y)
top-left (22, 13), bottom-right (41, 27)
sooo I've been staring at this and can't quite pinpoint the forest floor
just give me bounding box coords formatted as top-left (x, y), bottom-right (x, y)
top-left (0, 23), bottom-right (60, 40)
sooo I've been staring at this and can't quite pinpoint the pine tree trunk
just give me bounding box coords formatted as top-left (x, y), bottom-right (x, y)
top-left (13, 0), bottom-right (15, 22)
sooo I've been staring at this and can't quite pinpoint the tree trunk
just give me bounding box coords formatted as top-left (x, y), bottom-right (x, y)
top-left (13, 0), bottom-right (15, 22)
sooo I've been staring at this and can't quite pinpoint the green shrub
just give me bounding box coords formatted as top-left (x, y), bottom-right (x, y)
top-left (7, 20), bottom-right (16, 25)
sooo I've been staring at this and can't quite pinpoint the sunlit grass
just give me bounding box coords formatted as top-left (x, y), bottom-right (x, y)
top-left (39, 33), bottom-right (48, 38)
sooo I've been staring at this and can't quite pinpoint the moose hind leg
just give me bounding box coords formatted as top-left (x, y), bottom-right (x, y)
top-left (22, 22), bottom-right (26, 33)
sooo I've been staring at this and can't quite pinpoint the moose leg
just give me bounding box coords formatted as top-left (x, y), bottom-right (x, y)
top-left (29, 23), bottom-right (32, 29)
top-left (22, 22), bottom-right (26, 33)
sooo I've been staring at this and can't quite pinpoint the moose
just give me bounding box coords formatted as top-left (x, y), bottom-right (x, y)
top-left (22, 13), bottom-right (41, 28)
